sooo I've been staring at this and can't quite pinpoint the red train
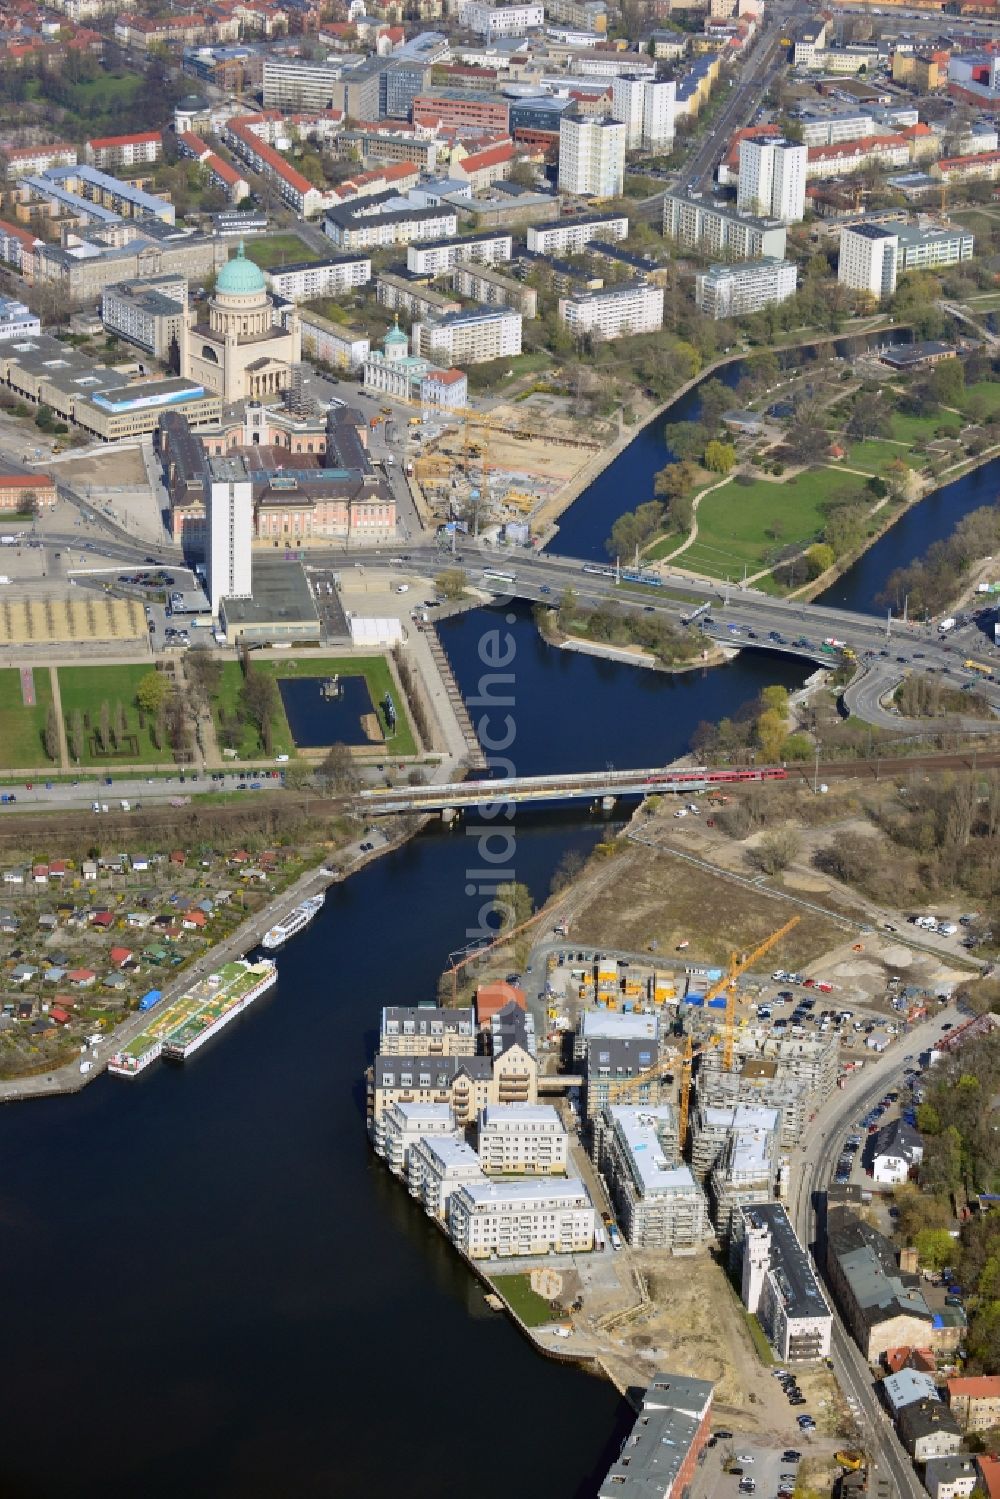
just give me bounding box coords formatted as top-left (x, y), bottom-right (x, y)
top-left (642, 767), bottom-right (789, 787)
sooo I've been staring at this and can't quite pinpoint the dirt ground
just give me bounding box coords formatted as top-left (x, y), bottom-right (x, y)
top-left (57, 450), bottom-right (147, 487)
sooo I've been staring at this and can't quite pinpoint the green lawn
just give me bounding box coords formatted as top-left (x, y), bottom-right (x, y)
top-left (491, 1273), bottom-right (558, 1327)
top-left (0, 668), bottom-right (53, 769)
top-left (961, 380), bottom-right (1000, 417)
top-left (839, 437), bottom-right (913, 474)
top-left (67, 71), bottom-right (144, 109)
top-left (58, 665), bottom-right (162, 767)
top-left (214, 662), bottom-right (295, 760)
top-left (245, 234), bottom-right (319, 270)
top-left (744, 1311), bottom-right (775, 1365)
top-left (680, 468), bottom-right (863, 581)
top-left (887, 409), bottom-right (961, 444)
top-left (467, 350), bottom-right (553, 392)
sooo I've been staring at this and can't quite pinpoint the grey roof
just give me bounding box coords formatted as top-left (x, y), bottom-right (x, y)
top-left (897, 1396), bottom-right (961, 1444)
top-left (846, 222), bottom-right (899, 241)
top-left (872, 1117), bottom-right (923, 1163)
top-left (219, 559), bottom-right (318, 631)
top-left (598, 1371), bottom-right (713, 1499)
top-left (741, 1203), bottom-right (829, 1322)
top-left (828, 1207), bottom-right (932, 1328)
top-left (381, 1004), bottom-right (475, 1037)
top-left (374, 1052), bottom-right (493, 1088)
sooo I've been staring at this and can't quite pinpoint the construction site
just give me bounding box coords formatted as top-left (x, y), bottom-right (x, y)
top-left (405, 393), bottom-right (608, 535)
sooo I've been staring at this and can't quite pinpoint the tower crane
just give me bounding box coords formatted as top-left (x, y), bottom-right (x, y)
top-left (676, 915), bottom-right (801, 1148)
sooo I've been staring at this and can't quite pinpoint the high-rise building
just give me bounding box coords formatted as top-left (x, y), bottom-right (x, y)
top-left (837, 222), bottom-right (899, 299)
top-left (611, 74), bottom-right (647, 150)
top-left (643, 78), bottom-right (677, 150)
top-left (695, 258), bottom-right (798, 319)
top-left (737, 137), bottom-right (807, 224)
top-left (558, 113), bottom-right (626, 197)
top-left (207, 456), bottom-right (252, 615)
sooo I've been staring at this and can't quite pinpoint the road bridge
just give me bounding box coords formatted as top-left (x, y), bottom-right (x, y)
top-left (357, 764), bottom-right (789, 814)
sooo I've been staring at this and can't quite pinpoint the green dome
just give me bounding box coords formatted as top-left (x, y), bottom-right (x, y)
top-left (216, 241), bottom-right (266, 296)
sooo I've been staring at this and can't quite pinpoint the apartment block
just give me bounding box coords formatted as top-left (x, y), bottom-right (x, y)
top-left (267, 257), bottom-right (371, 303)
top-left (450, 262), bottom-right (537, 317)
top-left (0, 142), bottom-right (77, 178)
top-left (100, 276), bottom-right (187, 360)
top-left (611, 73), bottom-right (649, 150)
top-left (690, 1101), bottom-right (783, 1182)
top-left (447, 1176), bottom-right (595, 1259)
top-left (408, 1132), bottom-right (486, 1220)
top-left (558, 114), bottom-right (626, 197)
top-left (378, 1100), bottom-right (455, 1175)
top-left (85, 131), bottom-right (162, 170)
top-left (582, 1031), bottom-right (665, 1121)
top-left (896, 221), bottom-right (974, 270)
top-left (595, 1105), bottom-right (711, 1253)
top-left (412, 305), bottom-right (522, 364)
top-left (695, 258), bottom-right (797, 319)
top-left (737, 137), bottom-right (807, 225)
top-left (738, 1202), bottom-right (832, 1361)
top-left (477, 1103), bottom-right (568, 1175)
top-left (663, 191), bottom-right (787, 261)
top-left (379, 1004), bottom-right (477, 1056)
top-left (947, 1376), bottom-right (1000, 1433)
top-left (694, 1065), bottom-right (807, 1152)
top-left (370, 1053), bottom-right (495, 1146)
top-left (0, 298), bottom-right (40, 342)
top-left (838, 222), bottom-right (900, 298)
top-left (526, 214), bottom-right (628, 255)
top-left (558, 280), bottom-right (664, 340)
top-left (323, 200), bottom-right (458, 251)
top-left (262, 58), bottom-right (342, 111)
top-left (376, 271), bottom-right (462, 320)
top-left (709, 1112), bottom-right (781, 1241)
top-left (406, 231), bottom-right (513, 276)
top-left (826, 1206), bottom-right (934, 1363)
top-left (643, 78), bottom-right (677, 150)
top-left (598, 1373), bottom-right (714, 1499)
top-left (460, 0), bottom-right (543, 34)
top-left (299, 310), bottom-right (370, 372)
top-left (898, 1399), bottom-right (963, 1463)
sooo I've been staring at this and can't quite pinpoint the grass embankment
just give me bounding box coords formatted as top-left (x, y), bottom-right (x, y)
top-left (680, 469), bottom-right (850, 582)
top-left (0, 669), bottom-right (53, 769)
top-left (57, 665), bottom-right (159, 767)
top-left (491, 1274), bottom-right (558, 1327)
top-left (245, 235), bottom-right (319, 270)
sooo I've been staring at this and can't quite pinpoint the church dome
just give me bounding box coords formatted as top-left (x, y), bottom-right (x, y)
top-left (216, 241), bottom-right (266, 297)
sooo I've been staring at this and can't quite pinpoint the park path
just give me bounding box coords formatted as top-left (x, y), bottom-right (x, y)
top-left (48, 665), bottom-right (69, 770)
top-left (648, 473), bottom-right (735, 567)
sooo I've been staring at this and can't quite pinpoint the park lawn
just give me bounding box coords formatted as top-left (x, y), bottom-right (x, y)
top-left (213, 662), bottom-right (295, 760)
top-left (961, 380), bottom-right (1000, 417)
top-left (680, 468), bottom-right (862, 581)
top-left (491, 1273), bottom-right (558, 1327)
top-left (57, 664), bottom-right (161, 767)
top-left (888, 409), bottom-right (961, 444)
top-left (68, 71), bottom-right (144, 109)
top-left (839, 437), bottom-right (913, 474)
top-left (644, 528), bottom-right (684, 561)
top-left (245, 235), bottom-right (319, 270)
top-left (256, 654), bottom-right (417, 757)
top-left (0, 668), bottom-right (53, 769)
top-left (467, 350), bottom-right (552, 392)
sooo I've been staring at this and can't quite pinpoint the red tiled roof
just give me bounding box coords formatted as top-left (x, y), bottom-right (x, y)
top-left (979, 1455), bottom-right (1000, 1499)
top-left (948, 1375), bottom-right (1000, 1398)
top-left (206, 152), bottom-right (242, 185)
top-left (0, 473), bottom-right (49, 486)
top-left (808, 132), bottom-right (909, 160)
top-left (0, 216), bottom-right (37, 246)
top-left (88, 130), bottom-right (161, 149)
top-left (179, 130), bottom-right (211, 156)
top-left (459, 142), bottom-right (515, 173)
top-left (938, 148), bottom-right (1000, 170)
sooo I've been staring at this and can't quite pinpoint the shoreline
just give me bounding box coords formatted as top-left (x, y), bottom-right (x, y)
top-left (549, 623), bottom-right (738, 673)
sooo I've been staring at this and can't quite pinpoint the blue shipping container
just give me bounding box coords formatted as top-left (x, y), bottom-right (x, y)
top-left (708, 997), bottom-right (727, 1009)
top-left (138, 988), bottom-right (163, 1012)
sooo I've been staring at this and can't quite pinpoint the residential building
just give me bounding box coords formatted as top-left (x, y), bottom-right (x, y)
top-left (85, 131), bottom-right (162, 170)
top-left (369, 1053), bottom-right (496, 1145)
top-left (266, 257), bottom-right (371, 303)
top-left (577, 49), bottom-right (655, 79)
top-left (737, 137), bottom-right (807, 225)
top-left (224, 115), bottom-right (336, 217)
top-left (299, 310), bottom-right (370, 372)
top-left (882, 1366), bottom-right (940, 1416)
top-left (380, 1005), bottom-right (476, 1056)
top-left (490, 998), bottom-right (536, 1065)
top-left (598, 1372), bottom-right (714, 1499)
top-left (792, 18), bottom-right (827, 68)
top-left (180, 242), bottom-right (301, 403)
top-left (526, 214), bottom-right (627, 255)
top-left (0, 298), bottom-right (40, 342)
top-left (806, 134), bottom-right (913, 179)
top-left (406, 232), bottom-right (513, 276)
top-left (477, 1103), bottom-right (568, 1174)
top-left (837, 222), bottom-right (900, 299)
top-left (582, 1032), bottom-right (666, 1121)
top-left (460, 0), bottom-right (543, 34)
top-left (895, 221), bottom-right (973, 271)
top-left (923, 1457), bottom-right (979, 1499)
top-left (447, 1176), bottom-right (595, 1259)
top-left (451, 141), bottom-right (516, 192)
top-left (28, 222), bottom-right (226, 303)
top-left (450, 262), bottom-right (537, 317)
top-left (1, 142), bottom-right (78, 178)
top-left (323, 199), bottom-right (458, 251)
top-left (594, 1104), bottom-right (711, 1253)
top-left (0, 218), bottom-right (39, 273)
top-left (377, 1099), bottom-right (455, 1174)
top-left (611, 73), bottom-right (649, 150)
top-left (377, 271), bottom-right (461, 320)
top-left (643, 78), bottom-right (677, 150)
top-left (695, 258), bottom-right (797, 319)
top-left (409, 1133), bottom-right (486, 1220)
top-left (262, 58), bottom-right (342, 110)
top-left (412, 91), bottom-right (510, 133)
top-left (738, 1202), bottom-right (832, 1361)
top-left (558, 280), bottom-right (664, 340)
top-left (979, 1455), bottom-right (1000, 1499)
top-left (826, 1206), bottom-right (935, 1363)
top-left (412, 305), bottom-right (522, 364)
top-left (206, 455), bottom-right (252, 616)
top-left (558, 114), bottom-right (625, 197)
top-left (663, 191), bottom-right (787, 261)
top-left (800, 112), bottom-right (875, 146)
top-left (871, 1118), bottom-right (924, 1184)
top-left (709, 1109), bottom-right (781, 1240)
top-left (931, 150), bottom-right (1000, 185)
top-left (897, 1398), bottom-right (963, 1463)
top-left (947, 1375), bottom-right (1000, 1433)
top-left (100, 276), bottom-right (186, 360)
top-left (21, 163), bottom-right (175, 227)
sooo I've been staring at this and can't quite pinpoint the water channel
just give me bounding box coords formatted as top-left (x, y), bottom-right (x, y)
top-left (4, 345), bottom-right (999, 1498)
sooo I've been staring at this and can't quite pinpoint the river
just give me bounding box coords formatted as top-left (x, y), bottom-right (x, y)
top-left (3, 344), bottom-right (998, 1499)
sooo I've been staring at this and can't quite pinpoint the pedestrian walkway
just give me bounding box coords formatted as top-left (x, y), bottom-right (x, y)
top-left (48, 664), bottom-right (69, 769)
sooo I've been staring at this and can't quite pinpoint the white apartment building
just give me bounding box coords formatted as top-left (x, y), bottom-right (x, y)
top-left (267, 257), bottom-right (371, 303)
top-left (595, 1105), bottom-right (711, 1254)
top-left (737, 137), bottom-right (807, 225)
top-left (477, 1103), bottom-right (569, 1175)
top-left (643, 78), bottom-right (677, 150)
top-left (100, 276), bottom-right (187, 359)
top-left (558, 280), bottom-right (664, 340)
top-left (0, 298), bottom-right (41, 342)
top-left (447, 1176), bottom-right (596, 1259)
top-left (739, 1203), bottom-right (832, 1361)
top-left (664, 192), bottom-right (787, 261)
top-left (792, 19), bottom-right (827, 68)
top-left (413, 305), bottom-right (522, 364)
top-left (207, 458), bottom-right (252, 616)
top-left (611, 74), bottom-right (648, 150)
top-left (324, 205), bottom-right (458, 252)
top-left (299, 310), bottom-right (370, 372)
top-left (379, 1005), bottom-right (477, 1057)
top-left (526, 214), bottom-right (628, 255)
top-left (262, 58), bottom-right (341, 111)
top-left (695, 258), bottom-right (797, 319)
top-left (460, 0), bottom-right (543, 35)
top-left (408, 1133), bottom-right (486, 1220)
top-left (896, 222), bottom-right (974, 271)
top-left (837, 221), bottom-right (900, 299)
top-left (558, 114), bottom-right (626, 197)
top-left (406, 232), bottom-right (513, 275)
top-left (800, 112), bottom-right (874, 146)
top-left (379, 1101), bottom-right (456, 1176)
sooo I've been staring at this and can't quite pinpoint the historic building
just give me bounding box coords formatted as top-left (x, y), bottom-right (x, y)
top-left (180, 241), bottom-right (301, 402)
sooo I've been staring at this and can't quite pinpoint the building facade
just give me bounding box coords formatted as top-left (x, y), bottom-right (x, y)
top-left (447, 1177), bottom-right (595, 1259)
top-left (526, 214), bottom-right (628, 255)
top-left (267, 257), bottom-right (371, 302)
top-left (598, 1373), bottom-right (714, 1499)
top-left (180, 242), bottom-right (301, 403)
top-left (837, 222), bottom-right (900, 299)
top-left (737, 137), bottom-right (807, 224)
top-left (558, 280), bottom-right (664, 340)
top-left (558, 114), bottom-right (626, 197)
top-left (412, 305), bottom-right (522, 364)
top-left (207, 457), bottom-right (253, 616)
top-left (695, 258), bottom-right (797, 319)
top-left (595, 1105), bottom-right (711, 1253)
top-left (663, 192), bottom-right (787, 261)
top-left (738, 1202), bottom-right (832, 1361)
top-left (477, 1103), bottom-right (569, 1174)
top-left (101, 276), bottom-right (186, 359)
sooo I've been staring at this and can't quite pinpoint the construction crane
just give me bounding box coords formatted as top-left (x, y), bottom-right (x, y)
top-left (446, 905), bottom-right (549, 1004)
top-left (676, 915), bottom-right (801, 1147)
top-left (604, 1046), bottom-right (682, 1109)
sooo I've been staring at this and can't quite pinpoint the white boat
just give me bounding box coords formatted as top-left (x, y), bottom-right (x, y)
top-left (261, 894), bottom-right (325, 951)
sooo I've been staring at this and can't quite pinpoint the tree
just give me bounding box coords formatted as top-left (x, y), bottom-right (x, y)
top-left (664, 420), bottom-right (710, 463)
top-left (494, 880), bottom-right (533, 937)
top-left (238, 670), bottom-right (278, 747)
top-left (805, 542), bottom-right (835, 579)
top-left (98, 700), bottom-right (110, 754)
top-left (136, 670), bottom-right (171, 715)
top-left (112, 699), bottom-right (126, 749)
top-left (606, 501), bottom-right (663, 560)
top-left (750, 829), bottom-right (800, 874)
top-left (550, 847), bottom-right (586, 896)
top-left (43, 704), bottom-right (59, 762)
top-left (434, 569), bottom-right (467, 600)
top-left (915, 1226), bottom-right (955, 1272)
top-left (756, 708), bottom-right (786, 762)
top-left (69, 708), bottom-right (84, 763)
top-left (760, 685), bottom-right (789, 715)
top-left (703, 440), bottom-right (736, 475)
top-left (930, 357), bottom-right (965, 410)
top-left (321, 741), bottom-right (360, 793)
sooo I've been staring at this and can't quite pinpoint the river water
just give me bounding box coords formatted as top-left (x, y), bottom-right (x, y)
top-left (4, 349), bottom-right (999, 1498)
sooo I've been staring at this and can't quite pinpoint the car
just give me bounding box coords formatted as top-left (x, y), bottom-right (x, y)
top-left (540, 585), bottom-right (551, 595)
top-left (942, 1023), bottom-right (953, 1031)
top-left (797, 1415), bottom-right (814, 1427)
top-left (736, 1454), bottom-right (754, 1464)
top-left (782, 1450), bottom-right (801, 1462)
top-left (715, 1429), bottom-right (734, 1440)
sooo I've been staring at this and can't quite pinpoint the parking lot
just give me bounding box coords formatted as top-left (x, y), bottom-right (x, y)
top-left (689, 1435), bottom-right (806, 1499)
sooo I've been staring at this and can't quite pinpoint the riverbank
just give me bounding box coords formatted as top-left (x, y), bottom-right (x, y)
top-left (551, 627), bottom-right (738, 673)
